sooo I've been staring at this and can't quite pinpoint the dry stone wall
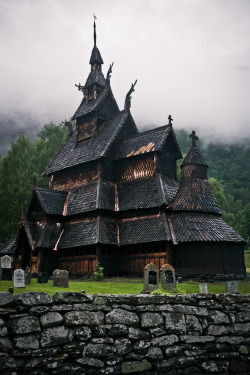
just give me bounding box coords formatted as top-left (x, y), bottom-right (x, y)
top-left (0, 292), bottom-right (250, 375)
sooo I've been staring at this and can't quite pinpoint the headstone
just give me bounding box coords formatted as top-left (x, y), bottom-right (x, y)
top-left (14, 269), bottom-right (25, 288)
top-left (8, 287), bottom-right (14, 294)
top-left (0, 266), bottom-right (2, 280)
top-left (53, 269), bottom-right (69, 287)
top-left (37, 272), bottom-right (48, 283)
top-left (143, 263), bottom-right (159, 292)
top-left (199, 283), bottom-right (208, 294)
top-left (160, 264), bottom-right (176, 291)
top-left (1, 255), bottom-right (11, 268)
top-left (226, 280), bottom-right (239, 294)
top-left (25, 267), bottom-right (31, 285)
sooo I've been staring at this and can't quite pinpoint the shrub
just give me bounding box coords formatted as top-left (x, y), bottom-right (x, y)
top-left (94, 262), bottom-right (104, 280)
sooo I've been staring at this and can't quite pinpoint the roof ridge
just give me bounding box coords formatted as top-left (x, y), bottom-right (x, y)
top-left (36, 187), bottom-right (68, 195)
top-left (122, 125), bottom-right (169, 143)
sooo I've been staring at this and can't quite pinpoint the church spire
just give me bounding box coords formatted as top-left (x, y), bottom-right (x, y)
top-left (89, 18), bottom-right (104, 69)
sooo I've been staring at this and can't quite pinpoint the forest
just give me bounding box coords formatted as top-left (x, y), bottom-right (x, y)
top-left (0, 124), bottom-right (249, 248)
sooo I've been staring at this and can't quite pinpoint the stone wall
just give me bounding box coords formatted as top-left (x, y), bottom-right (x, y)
top-left (0, 292), bottom-right (250, 375)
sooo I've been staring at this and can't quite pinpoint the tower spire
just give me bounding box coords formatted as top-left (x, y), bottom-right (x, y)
top-left (93, 14), bottom-right (97, 47)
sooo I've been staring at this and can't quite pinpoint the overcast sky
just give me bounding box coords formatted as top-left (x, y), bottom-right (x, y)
top-left (0, 0), bottom-right (250, 154)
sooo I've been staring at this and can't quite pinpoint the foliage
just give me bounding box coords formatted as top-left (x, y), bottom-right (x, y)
top-left (0, 123), bottom-right (67, 244)
top-left (94, 262), bottom-right (104, 280)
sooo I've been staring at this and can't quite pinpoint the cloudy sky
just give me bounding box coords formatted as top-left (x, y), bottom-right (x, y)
top-left (0, 0), bottom-right (249, 154)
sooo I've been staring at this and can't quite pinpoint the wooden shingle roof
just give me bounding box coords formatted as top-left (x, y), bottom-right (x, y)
top-left (43, 110), bottom-right (129, 176)
top-left (168, 214), bottom-right (245, 244)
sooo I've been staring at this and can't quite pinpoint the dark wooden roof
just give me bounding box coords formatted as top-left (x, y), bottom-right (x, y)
top-left (43, 110), bottom-right (129, 176)
top-left (115, 125), bottom-right (173, 159)
top-left (168, 213), bottom-right (245, 244)
top-left (72, 85), bottom-right (109, 120)
top-left (89, 46), bottom-right (104, 65)
top-left (58, 219), bottom-right (98, 248)
top-left (170, 179), bottom-right (222, 214)
top-left (117, 175), bottom-right (179, 211)
top-left (181, 146), bottom-right (208, 168)
top-left (84, 69), bottom-right (106, 88)
top-left (35, 187), bottom-right (67, 215)
top-left (0, 236), bottom-right (16, 255)
top-left (119, 214), bottom-right (172, 245)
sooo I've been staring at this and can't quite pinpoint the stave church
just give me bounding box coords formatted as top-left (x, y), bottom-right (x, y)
top-left (1, 22), bottom-right (246, 277)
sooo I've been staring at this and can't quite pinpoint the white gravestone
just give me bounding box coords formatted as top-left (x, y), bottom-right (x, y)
top-left (1, 255), bottom-right (11, 268)
top-left (199, 283), bottom-right (208, 294)
top-left (14, 269), bottom-right (25, 288)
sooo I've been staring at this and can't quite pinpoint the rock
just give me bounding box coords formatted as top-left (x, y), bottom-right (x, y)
top-left (128, 327), bottom-right (150, 340)
top-left (122, 359), bottom-right (151, 373)
top-left (145, 346), bottom-right (163, 359)
top-left (115, 338), bottom-right (132, 355)
top-left (50, 304), bottom-right (73, 312)
top-left (0, 336), bottom-right (13, 351)
top-left (185, 315), bottom-right (202, 335)
top-left (207, 311), bottom-right (230, 324)
top-left (140, 312), bottom-right (164, 328)
top-left (0, 292), bottom-right (14, 306)
top-left (164, 312), bottom-right (186, 334)
top-left (0, 318), bottom-right (8, 336)
top-left (29, 305), bottom-right (51, 316)
top-left (40, 326), bottom-right (74, 347)
top-left (64, 311), bottom-right (104, 326)
top-left (106, 309), bottom-right (139, 325)
top-left (40, 312), bottom-right (63, 327)
top-left (77, 356), bottom-right (105, 368)
top-left (15, 292), bottom-right (52, 306)
top-left (53, 292), bottom-right (91, 304)
top-left (9, 316), bottom-right (41, 334)
top-left (180, 335), bottom-right (215, 343)
top-left (84, 343), bottom-right (116, 357)
top-left (13, 334), bottom-right (40, 349)
top-left (0, 355), bottom-right (24, 371)
top-left (236, 312), bottom-right (250, 322)
top-left (173, 304), bottom-right (208, 316)
top-left (133, 340), bottom-right (151, 352)
top-left (151, 334), bottom-right (178, 347)
top-left (149, 327), bottom-right (166, 338)
top-left (207, 324), bottom-right (229, 336)
top-left (107, 324), bottom-right (128, 337)
top-left (200, 360), bottom-right (229, 373)
top-left (74, 326), bottom-right (92, 340)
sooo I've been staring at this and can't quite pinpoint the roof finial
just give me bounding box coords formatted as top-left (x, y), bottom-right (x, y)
top-left (62, 119), bottom-right (73, 136)
top-left (124, 80), bottom-right (137, 110)
top-left (106, 62), bottom-right (114, 81)
top-left (168, 115), bottom-right (173, 126)
top-left (93, 13), bottom-right (97, 47)
top-left (189, 130), bottom-right (199, 147)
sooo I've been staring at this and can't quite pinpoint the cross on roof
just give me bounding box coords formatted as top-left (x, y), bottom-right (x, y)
top-left (189, 130), bottom-right (198, 147)
top-left (168, 115), bottom-right (173, 126)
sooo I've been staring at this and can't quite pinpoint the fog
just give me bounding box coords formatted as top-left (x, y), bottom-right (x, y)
top-left (0, 0), bottom-right (249, 154)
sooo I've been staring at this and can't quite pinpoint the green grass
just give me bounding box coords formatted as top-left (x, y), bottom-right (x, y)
top-left (0, 278), bottom-right (249, 296)
top-left (245, 251), bottom-right (250, 273)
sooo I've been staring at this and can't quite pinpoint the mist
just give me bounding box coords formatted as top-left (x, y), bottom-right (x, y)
top-left (0, 0), bottom-right (249, 154)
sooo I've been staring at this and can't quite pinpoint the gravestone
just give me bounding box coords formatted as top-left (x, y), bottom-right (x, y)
top-left (53, 269), bottom-right (69, 287)
top-left (160, 264), bottom-right (176, 291)
top-left (143, 263), bottom-right (159, 292)
top-left (37, 272), bottom-right (48, 283)
top-left (226, 280), bottom-right (239, 294)
top-left (14, 269), bottom-right (25, 288)
top-left (1, 255), bottom-right (11, 268)
top-left (1, 255), bottom-right (12, 281)
top-left (25, 267), bottom-right (31, 285)
top-left (199, 283), bottom-right (208, 294)
top-left (0, 266), bottom-right (2, 280)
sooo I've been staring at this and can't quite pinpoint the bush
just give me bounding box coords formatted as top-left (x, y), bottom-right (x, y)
top-left (94, 262), bottom-right (104, 280)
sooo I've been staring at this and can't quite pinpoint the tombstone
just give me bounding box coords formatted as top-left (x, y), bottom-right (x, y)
top-left (53, 269), bottom-right (69, 287)
top-left (143, 263), bottom-right (159, 292)
top-left (199, 283), bottom-right (208, 294)
top-left (160, 264), bottom-right (176, 291)
top-left (25, 267), bottom-right (31, 285)
top-left (1, 255), bottom-right (11, 268)
top-left (1, 255), bottom-right (12, 280)
top-left (226, 280), bottom-right (239, 294)
top-left (0, 266), bottom-right (2, 280)
top-left (37, 272), bottom-right (48, 283)
top-left (14, 269), bottom-right (25, 288)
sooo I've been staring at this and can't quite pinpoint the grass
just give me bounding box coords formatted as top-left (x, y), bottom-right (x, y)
top-left (245, 250), bottom-right (250, 273)
top-left (0, 278), bottom-right (249, 296)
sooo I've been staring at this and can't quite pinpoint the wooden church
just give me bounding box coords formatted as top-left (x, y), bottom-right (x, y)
top-left (1, 22), bottom-right (246, 277)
